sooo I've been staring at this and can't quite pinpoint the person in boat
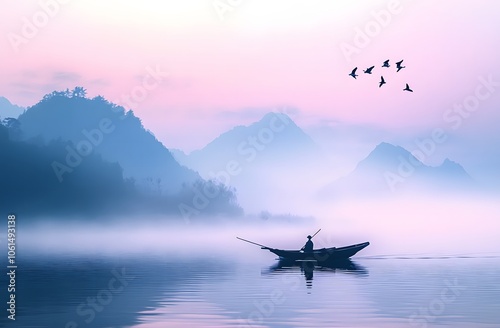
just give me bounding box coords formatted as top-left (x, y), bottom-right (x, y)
top-left (302, 235), bottom-right (314, 252)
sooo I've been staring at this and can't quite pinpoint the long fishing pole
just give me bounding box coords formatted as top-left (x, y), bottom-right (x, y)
top-left (236, 237), bottom-right (271, 249)
top-left (310, 228), bottom-right (321, 239)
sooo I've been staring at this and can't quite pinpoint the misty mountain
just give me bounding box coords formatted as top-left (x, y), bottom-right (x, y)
top-left (320, 142), bottom-right (474, 198)
top-left (17, 91), bottom-right (198, 192)
top-left (175, 112), bottom-right (321, 171)
top-left (0, 90), bottom-right (243, 219)
top-left (172, 112), bottom-right (329, 212)
top-left (0, 96), bottom-right (25, 119)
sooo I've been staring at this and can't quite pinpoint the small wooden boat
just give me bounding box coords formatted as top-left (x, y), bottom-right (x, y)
top-left (265, 242), bottom-right (370, 262)
top-left (237, 237), bottom-right (369, 262)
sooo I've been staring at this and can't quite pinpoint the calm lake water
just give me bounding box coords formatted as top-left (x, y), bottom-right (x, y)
top-left (2, 251), bottom-right (500, 328)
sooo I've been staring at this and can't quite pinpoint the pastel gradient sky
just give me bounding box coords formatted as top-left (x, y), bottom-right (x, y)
top-left (1, 0), bottom-right (499, 169)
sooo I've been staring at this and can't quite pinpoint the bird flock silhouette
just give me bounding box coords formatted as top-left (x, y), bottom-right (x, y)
top-left (349, 59), bottom-right (413, 92)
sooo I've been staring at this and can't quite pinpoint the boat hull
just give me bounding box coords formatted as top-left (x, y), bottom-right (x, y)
top-left (267, 242), bottom-right (369, 262)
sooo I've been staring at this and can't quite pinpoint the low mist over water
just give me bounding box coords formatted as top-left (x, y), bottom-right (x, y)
top-left (17, 195), bottom-right (500, 258)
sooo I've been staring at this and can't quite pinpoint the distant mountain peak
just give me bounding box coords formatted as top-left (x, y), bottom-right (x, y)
top-left (441, 158), bottom-right (458, 167)
top-left (357, 142), bottom-right (422, 170)
top-left (0, 96), bottom-right (25, 119)
top-left (0, 96), bottom-right (12, 106)
top-left (376, 141), bottom-right (392, 148)
top-left (321, 141), bottom-right (474, 198)
top-left (246, 112), bottom-right (298, 131)
top-left (373, 142), bottom-right (409, 156)
top-left (438, 157), bottom-right (471, 178)
top-left (260, 111), bottom-right (292, 122)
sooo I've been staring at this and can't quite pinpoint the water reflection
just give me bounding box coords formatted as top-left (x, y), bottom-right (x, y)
top-left (1, 254), bottom-right (235, 328)
top-left (266, 259), bottom-right (368, 289)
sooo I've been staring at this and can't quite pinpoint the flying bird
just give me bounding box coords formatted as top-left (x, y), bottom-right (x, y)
top-left (403, 83), bottom-right (413, 92)
top-left (349, 67), bottom-right (358, 79)
top-left (363, 66), bottom-right (375, 74)
top-left (379, 76), bottom-right (386, 88)
top-left (396, 60), bottom-right (405, 72)
top-left (382, 60), bottom-right (390, 68)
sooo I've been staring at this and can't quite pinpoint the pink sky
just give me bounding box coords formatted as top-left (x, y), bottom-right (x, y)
top-left (1, 0), bottom-right (499, 154)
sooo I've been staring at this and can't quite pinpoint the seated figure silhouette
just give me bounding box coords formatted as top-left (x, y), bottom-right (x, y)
top-left (302, 235), bottom-right (314, 252)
